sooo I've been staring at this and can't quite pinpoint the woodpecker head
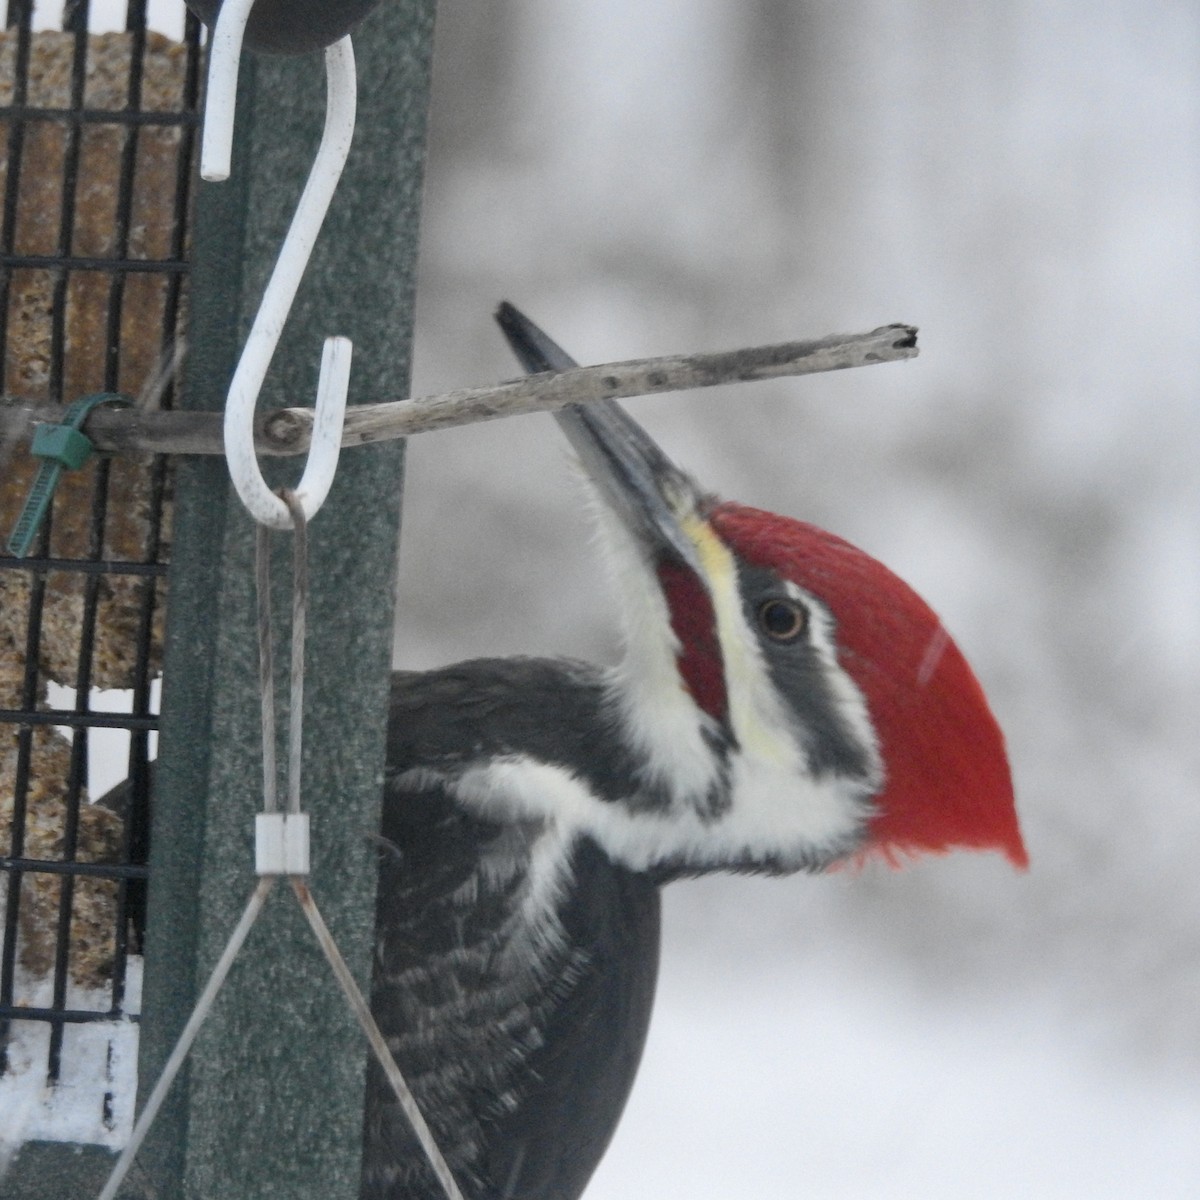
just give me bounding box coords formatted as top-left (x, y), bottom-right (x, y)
top-left (495, 303), bottom-right (1026, 876)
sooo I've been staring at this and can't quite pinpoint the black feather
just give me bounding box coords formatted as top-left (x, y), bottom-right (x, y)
top-left (362, 660), bottom-right (661, 1200)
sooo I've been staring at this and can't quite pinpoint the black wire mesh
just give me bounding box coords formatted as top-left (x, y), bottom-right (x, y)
top-left (0, 0), bottom-right (200, 1100)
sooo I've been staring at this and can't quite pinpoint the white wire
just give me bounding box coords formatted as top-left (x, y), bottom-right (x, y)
top-left (291, 879), bottom-right (467, 1200)
top-left (95, 879), bottom-right (277, 1200)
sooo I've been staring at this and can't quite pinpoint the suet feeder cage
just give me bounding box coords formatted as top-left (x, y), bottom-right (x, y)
top-left (1, 0), bottom-right (199, 1156)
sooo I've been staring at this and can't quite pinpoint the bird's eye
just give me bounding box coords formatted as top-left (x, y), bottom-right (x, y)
top-left (757, 598), bottom-right (809, 642)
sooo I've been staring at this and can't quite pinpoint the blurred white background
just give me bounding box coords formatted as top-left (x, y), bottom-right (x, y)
top-left (401, 3), bottom-right (1200, 1197)
top-left (36, 0), bottom-right (1200, 1194)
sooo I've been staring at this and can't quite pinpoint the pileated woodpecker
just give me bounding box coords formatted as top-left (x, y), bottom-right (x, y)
top-left (362, 305), bottom-right (1026, 1199)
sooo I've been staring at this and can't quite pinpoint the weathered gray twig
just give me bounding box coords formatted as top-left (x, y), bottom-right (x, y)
top-left (0, 324), bottom-right (917, 459)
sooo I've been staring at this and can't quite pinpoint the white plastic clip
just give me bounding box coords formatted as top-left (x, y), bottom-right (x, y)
top-left (255, 813), bottom-right (312, 876)
top-left (201, 1), bottom-right (357, 529)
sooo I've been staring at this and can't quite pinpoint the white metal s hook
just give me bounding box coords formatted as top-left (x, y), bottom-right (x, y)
top-left (202, 1), bottom-right (356, 529)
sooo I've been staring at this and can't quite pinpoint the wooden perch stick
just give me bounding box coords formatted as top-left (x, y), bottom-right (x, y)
top-left (0, 324), bottom-right (917, 459)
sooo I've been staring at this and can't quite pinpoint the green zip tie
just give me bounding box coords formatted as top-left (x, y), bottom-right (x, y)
top-left (5, 392), bottom-right (132, 558)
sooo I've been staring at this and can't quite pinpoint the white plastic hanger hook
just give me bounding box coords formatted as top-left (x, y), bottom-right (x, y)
top-left (202, 1), bottom-right (356, 529)
top-left (199, 0), bottom-right (256, 184)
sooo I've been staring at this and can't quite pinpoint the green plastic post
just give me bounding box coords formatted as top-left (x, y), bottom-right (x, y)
top-left (135, 8), bottom-right (437, 1198)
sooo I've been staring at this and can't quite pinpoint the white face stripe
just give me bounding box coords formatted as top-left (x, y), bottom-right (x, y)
top-left (593, 500), bottom-right (727, 806)
top-left (779, 580), bottom-right (884, 790)
top-left (681, 512), bottom-right (806, 769)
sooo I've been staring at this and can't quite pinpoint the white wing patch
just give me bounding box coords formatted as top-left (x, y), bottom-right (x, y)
top-left (420, 750), bottom-right (869, 875)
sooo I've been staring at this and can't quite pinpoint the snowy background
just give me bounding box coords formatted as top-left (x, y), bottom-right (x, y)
top-left (8, 0), bottom-right (1200, 1195)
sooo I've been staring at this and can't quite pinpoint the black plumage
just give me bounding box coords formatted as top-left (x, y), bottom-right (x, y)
top-left (280, 305), bottom-right (1021, 1196)
top-left (363, 661), bottom-right (662, 1199)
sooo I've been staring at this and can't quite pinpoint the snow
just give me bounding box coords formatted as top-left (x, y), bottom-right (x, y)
top-left (42, 681), bottom-right (161, 801)
top-left (592, 924), bottom-right (1200, 1199)
top-left (0, 960), bottom-right (141, 1166)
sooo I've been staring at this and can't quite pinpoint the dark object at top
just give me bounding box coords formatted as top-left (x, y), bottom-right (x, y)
top-left (186, 0), bottom-right (383, 54)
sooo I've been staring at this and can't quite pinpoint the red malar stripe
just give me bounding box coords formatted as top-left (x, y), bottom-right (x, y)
top-left (657, 558), bottom-right (728, 724)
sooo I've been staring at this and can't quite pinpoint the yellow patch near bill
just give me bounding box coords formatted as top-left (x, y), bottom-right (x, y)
top-left (680, 513), bottom-right (799, 767)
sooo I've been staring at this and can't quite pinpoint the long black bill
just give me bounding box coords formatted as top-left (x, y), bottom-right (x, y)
top-left (494, 302), bottom-right (704, 574)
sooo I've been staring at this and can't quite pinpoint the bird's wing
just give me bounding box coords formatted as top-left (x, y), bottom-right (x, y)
top-left (363, 665), bottom-right (660, 1200)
